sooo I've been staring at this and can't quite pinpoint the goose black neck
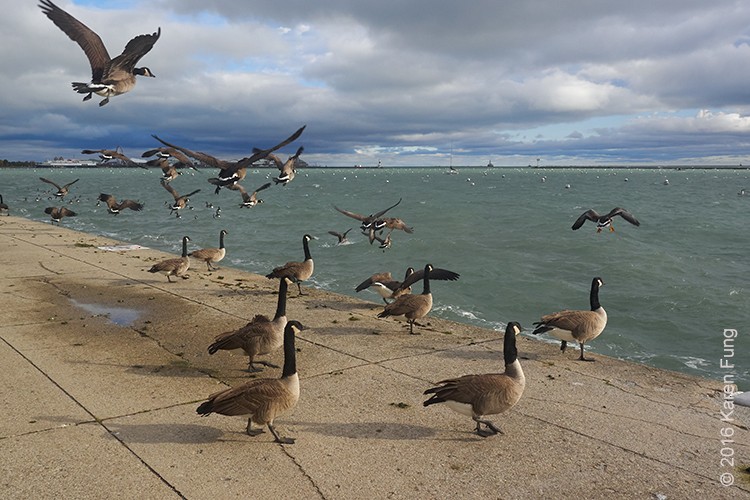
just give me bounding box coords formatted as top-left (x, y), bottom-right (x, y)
top-left (281, 325), bottom-right (297, 378)
top-left (181, 238), bottom-right (188, 257)
top-left (219, 231), bottom-right (225, 249)
top-left (302, 237), bottom-right (312, 260)
top-left (503, 325), bottom-right (518, 366)
top-left (589, 280), bottom-right (602, 310)
top-left (275, 279), bottom-right (288, 319)
top-left (421, 266), bottom-right (431, 295)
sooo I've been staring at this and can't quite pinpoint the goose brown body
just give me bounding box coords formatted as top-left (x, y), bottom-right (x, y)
top-left (44, 206), bottom-right (76, 223)
top-left (189, 229), bottom-right (227, 271)
top-left (97, 193), bottom-right (143, 214)
top-left (265, 235), bottom-right (314, 295)
top-left (148, 236), bottom-right (190, 282)
top-left (39, 177), bottom-right (79, 198)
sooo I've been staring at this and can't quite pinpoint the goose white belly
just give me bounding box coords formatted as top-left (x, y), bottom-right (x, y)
top-left (445, 400), bottom-right (475, 417)
top-left (546, 327), bottom-right (577, 343)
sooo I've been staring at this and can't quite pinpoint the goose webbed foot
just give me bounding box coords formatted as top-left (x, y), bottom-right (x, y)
top-left (268, 424), bottom-right (294, 444)
top-left (578, 344), bottom-right (595, 361)
top-left (473, 417), bottom-right (502, 437)
top-left (246, 420), bottom-right (264, 436)
top-left (99, 97), bottom-right (109, 107)
top-left (256, 360), bottom-right (280, 369)
top-left (82, 92), bottom-right (92, 101)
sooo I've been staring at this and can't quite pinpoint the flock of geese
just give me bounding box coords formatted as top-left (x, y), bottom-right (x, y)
top-left (30, 1), bottom-right (645, 441)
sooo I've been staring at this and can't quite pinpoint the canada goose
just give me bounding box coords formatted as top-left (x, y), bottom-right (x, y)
top-left (208, 278), bottom-right (289, 371)
top-left (334, 198), bottom-right (402, 231)
top-left (81, 148), bottom-right (145, 168)
top-left (148, 236), bottom-right (190, 282)
top-left (39, 177), bottom-right (79, 198)
top-left (270, 146), bottom-right (304, 186)
top-left (197, 320), bottom-right (304, 443)
top-left (160, 178), bottom-right (200, 216)
top-left (265, 234), bottom-right (315, 296)
top-left (372, 230), bottom-right (392, 251)
top-left (39, 0), bottom-right (160, 106)
top-left (572, 208), bottom-right (640, 232)
top-left (44, 206), bottom-right (76, 223)
top-left (0, 195), bottom-right (9, 216)
top-left (373, 217), bottom-right (414, 234)
top-left (229, 182), bottom-right (271, 208)
top-left (97, 193), bottom-right (143, 214)
top-left (532, 277), bottom-right (606, 361)
top-left (141, 147), bottom-right (198, 171)
top-left (146, 157), bottom-right (181, 182)
top-left (328, 228), bottom-right (352, 245)
top-left (423, 322), bottom-right (525, 437)
top-left (152, 126), bottom-right (306, 190)
top-left (189, 229), bottom-right (228, 271)
top-left (377, 264), bottom-right (460, 334)
top-left (355, 267), bottom-right (414, 304)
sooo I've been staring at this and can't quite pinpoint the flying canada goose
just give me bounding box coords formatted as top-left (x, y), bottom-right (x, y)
top-left (188, 229), bottom-right (228, 271)
top-left (334, 198), bottom-right (402, 231)
top-left (355, 267), bottom-right (415, 304)
top-left (39, 177), bottom-right (79, 198)
top-left (423, 321), bottom-right (525, 437)
top-left (372, 230), bottom-right (393, 251)
top-left (532, 277), bottom-right (607, 361)
top-left (141, 147), bottom-right (198, 170)
top-left (373, 217), bottom-right (414, 234)
top-left (148, 236), bottom-right (190, 282)
top-left (572, 208), bottom-right (640, 232)
top-left (0, 195), bottom-right (9, 216)
top-left (44, 206), bottom-right (76, 223)
top-left (377, 264), bottom-right (460, 334)
top-left (81, 148), bottom-right (145, 168)
top-left (151, 126), bottom-right (306, 191)
top-left (208, 278), bottom-right (289, 371)
top-left (145, 156), bottom-right (184, 182)
top-left (265, 234), bottom-right (315, 296)
top-left (97, 193), bottom-right (143, 214)
top-left (39, 0), bottom-right (160, 106)
top-left (328, 228), bottom-right (353, 245)
top-left (197, 320), bottom-right (304, 444)
top-left (270, 146), bottom-right (304, 186)
top-left (160, 178), bottom-right (200, 216)
top-left (229, 182), bottom-right (271, 208)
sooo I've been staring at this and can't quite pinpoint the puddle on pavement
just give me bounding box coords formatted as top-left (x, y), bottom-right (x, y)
top-left (70, 299), bottom-right (141, 327)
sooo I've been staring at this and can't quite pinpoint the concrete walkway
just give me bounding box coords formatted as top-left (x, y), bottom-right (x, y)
top-left (0, 216), bottom-right (747, 499)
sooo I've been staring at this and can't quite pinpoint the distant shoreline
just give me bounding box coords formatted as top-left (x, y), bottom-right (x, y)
top-left (6, 164), bottom-right (749, 170)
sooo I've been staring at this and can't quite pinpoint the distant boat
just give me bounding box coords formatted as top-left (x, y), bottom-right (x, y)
top-left (487, 160), bottom-right (494, 168)
top-left (446, 166), bottom-right (459, 175)
top-left (37, 158), bottom-right (99, 168)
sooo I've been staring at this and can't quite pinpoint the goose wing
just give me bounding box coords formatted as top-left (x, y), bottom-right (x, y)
top-left (108, 28), bottom-right (160, 74)
top-left (119, 199), bottom-right (144, 211)
top-left (397, 267), bottom-right (460, 291)
top-left (371, 198), bottom-right (402, 219)
top-left (59, 207), bottom-right (77, 217)
top-left (39, 0), bottom-right (111, 81)
top-left (160, 178), bottom-right (180, 200)
top-left (39, 177), bottom-right (62, 190)
top-left (198, 378), bottom-right (286, 416)
top-left (180, 188), bottom-right (201, 201)
top-left (98, 193), bottom-right (116, 208)
top-left (231, 125), bottom-right (307, 174)
top-left (152, 135), bottom-right (224, 169)
top-left (571, 209), bottom-right (601, 230)
top-left (62, 178), bottom-right (80, 189)
top-left (607, 207), bottom-right (640, 226)
top-left (334, 206), bottom-right (368, 222)
top-left (355, 272), bottom-right (393, 292)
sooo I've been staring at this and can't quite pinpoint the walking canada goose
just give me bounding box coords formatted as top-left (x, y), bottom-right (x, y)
top-left (81, 148), bottom-right (145, 168)
top-left (423, 322), bottom-right (525, 437)
top-left (270, 146), bottom-right (304, 186)
top-left (160, 178), bottom-right (200, 216)
top-left (39, 0), bottom-right (160, 106)
top-left (377, 264), bottom-right (460, 334)
top-left (39, 177), bottom-right (79, 198)
top-left (229, 182), bottom-right (271, 208)
top-left (152, 126), bottom-right (306, 190)
top-left (355, 267), bottom-right (415, 304)
top-left (97, 193), bottom-right (143, 214)
top-left (44, 206), bottom-right (76, 223)
top-left (328, 228), bottom-right (353, 245)
top-left (0, 195), bottom-right (9, 216)
top-left (532, 277), bottom-right (607, 361)
top-left (189, 229), bottom-right (228, 271)
top-left (208, 278), bottom-right (289, 371)
top-left (197, 320), bottom-right (304, 444)
top-left (572, 208), bottom-right (640, 232)
top-left (265, 234), bottom-right (315, 296)
top-left (141, 147), bottom-right (198, 171)
top-left (148, 236), bottom-right (190, 282)
top-left (334, 198), bottom-right (402, 231)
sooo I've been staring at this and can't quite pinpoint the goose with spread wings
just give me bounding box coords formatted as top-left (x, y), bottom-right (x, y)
top-left (39, 177), bottom-right (79, 199)
top-left (81, 148), bottom-right (146, 168)
top-left (334, 198), bottom-right (402, 231)
top-left (160, 179), bottom-right (200, 216)
top-left (571, 208), bottom-right (640, 232)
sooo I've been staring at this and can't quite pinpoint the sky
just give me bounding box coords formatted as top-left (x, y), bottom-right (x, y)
top-left (3, 0), bottom-right (750, 166)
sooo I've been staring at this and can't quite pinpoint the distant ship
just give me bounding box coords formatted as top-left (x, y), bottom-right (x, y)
top-left (37, 158), bottom-right (99, 168)
top-left (487, 160), bottom-right (494, 168)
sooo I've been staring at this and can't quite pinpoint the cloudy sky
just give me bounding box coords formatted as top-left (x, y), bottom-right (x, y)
top-left (4, 0), bottom-right (750, 165)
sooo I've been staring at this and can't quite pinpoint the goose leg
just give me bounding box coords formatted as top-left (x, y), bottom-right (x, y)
top-left (256, 360), bottom-right (280, 369)
top-left (99, 97), bottom-right (110, 107)
top-left (268, 423), bottom-right (295, 444)
top-left (560, 340), bottom-right (567, 352)
top-left (409, 320), bottom-right (421, 335)
top-left (473, 416), bottom-right (502, 437)
top-left (297, 282), bottom-right (307, 296)
top-left (82, 92), bottom-right (92, 101)
top-left (578, 342), bottom-right (595, 362)
top-left (246, 419), bottom-right (264, 436)
top-left (166, 275), bottom-right (173, 283)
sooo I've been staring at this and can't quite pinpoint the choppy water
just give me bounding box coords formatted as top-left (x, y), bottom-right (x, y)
top-left (2, 166), bottom-right (748, 386)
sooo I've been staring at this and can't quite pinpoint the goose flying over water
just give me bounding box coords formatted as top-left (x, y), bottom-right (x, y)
top-left (39, 177), bottom-right (79, 199)
top-left (160, 179), bottom-right (200, 216)
top-left (141, 147), bottom-right (198, 171)
top-left (44, 206), bottom-right (76, 223)
top-left (39, 0), bottom-right (160, 106)
top-left (571, 208), bottom-right (640, 232)
top-left (328, 228), bottom-right (353, 245)
top-left (270, 146), bottom-right (304, 186)
top-left (81, 148), bottom-right (144, 168)
top-left (230, 182), bottom-right (272, 208)
top-left (97, 193), bottom-right (143, 215)
top-left (334, 198), bottom-right (402, 231)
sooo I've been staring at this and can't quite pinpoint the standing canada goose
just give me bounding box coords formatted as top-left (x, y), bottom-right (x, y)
top-left (39, 0), bottom-right (160, 106)
top-left (39, 177), bottom-right (79, 199)
top-left (377, 264), bottom-right (460, 334)
top-left (423, 322), bottom-right (525, 437)
top-left (81, 148), bottom-right (145, 168)
top-left (0, 195), bottom-right (9, 216)
top-left (148, 236), bottom-right (190, 282)
top-left (208, 278), bottom-right (289, 371)
top-left (189, 229), bottom-right (228, 271)
top-left (97, 193), bottom-right (143, 214)
top-left (230, 182), bottom-right (272, 208)
top-left (197, 320), bottom-right (304, 444)
top-left (532, 277), bottom-right (607, 361)
top-left (334, 198), bottom-right (402, 231)
top-left (572, 208), bottom-right (640, 232)
top-left (151, 126), bottom-right (306, 191)
top-left (44, 206), bottom-right (76, 223)
top-left (328, 228), bottom-right (353, 245)
top-left (355, 267), bottom-right (414, 304)
top-left (141, 147), bottom-right (198, 171)
top-left (270, 146), bottom-right (304, 186)
top-left (265, 234), bottom-right (315, 296)
top-left (160, 179), bottom-right (200, 216)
